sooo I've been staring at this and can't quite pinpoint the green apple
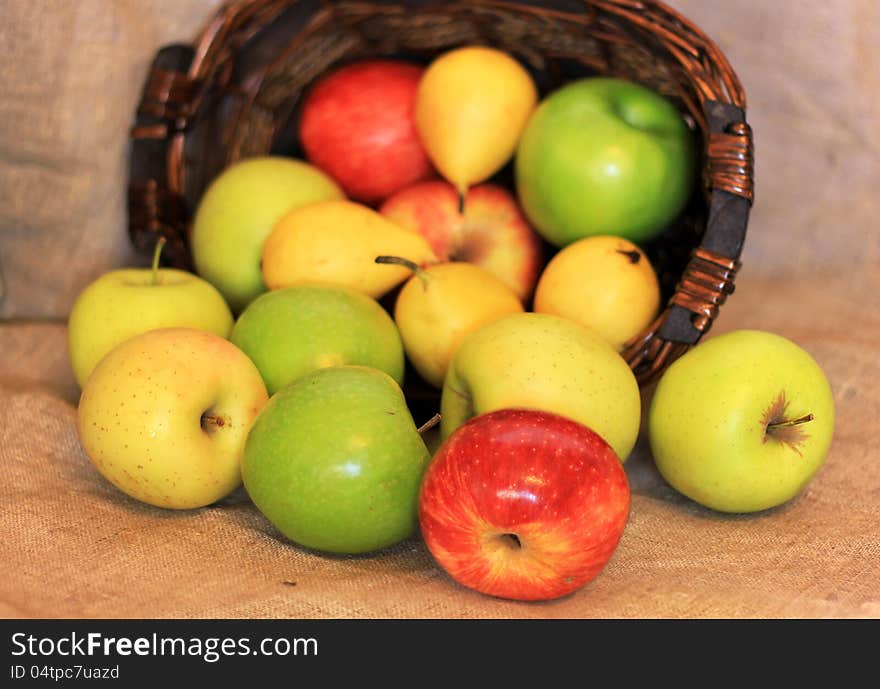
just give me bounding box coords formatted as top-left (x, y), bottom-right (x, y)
top-left (441, 312), bottom-right (641, 461)
top-left (68, 239), bottom-right (234, 388)
top-left (242, 365), bottom-right (431, 554)
top-left (515, 77), bottom-right (696, 247)
top-left (230, 285), bottom-right (405, 394)
top-left (648, 329), bottom-right (835, 513)
top-left (76, 328), bottom-right (269, 509)
top-left (191, 156), bottom-right (343, 312)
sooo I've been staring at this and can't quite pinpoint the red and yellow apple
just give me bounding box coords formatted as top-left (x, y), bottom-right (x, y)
top-left (380, 181), bottom-right (543, 302)
top-left (419, 408), bottom-right (630, 601)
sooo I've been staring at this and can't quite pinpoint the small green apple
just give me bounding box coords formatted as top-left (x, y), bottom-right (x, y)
top-left (515, 77), bottom-right (696, 246)
top-left (76, 328), bottom-right (269, 509)
top-left (242, 366), bottom-right (431, 554)
top-left (229, 285), bottom-right (405, 394)
top-left (648, 329), bottom-right (836, 513)
top-left (440, 312), bottom-right (641, 462)
top-left (68, 240), bottom-right (234, 388)
top-left (191, 156), bottom-right (343, 312)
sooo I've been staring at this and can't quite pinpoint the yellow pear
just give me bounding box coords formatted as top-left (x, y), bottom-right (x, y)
top-left (388, 260), bottom-right (523, 388)
top-left (533, 235), bottom-right (661, 351)
top-left (261, 200), bottom-right (437, 299)
top-left (416, 46), bottom-right (538, 196)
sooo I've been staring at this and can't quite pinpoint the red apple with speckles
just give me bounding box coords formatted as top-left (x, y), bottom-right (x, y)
top-left (380, 181), bottom-right (544, 302)
top-left (299, 60), bottom-right (435, 203)
top-left (418, 408), bottom-right (630, 601)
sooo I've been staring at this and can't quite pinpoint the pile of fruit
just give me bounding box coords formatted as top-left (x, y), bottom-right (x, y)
top-left (69, 47), bottom-right (835, 602)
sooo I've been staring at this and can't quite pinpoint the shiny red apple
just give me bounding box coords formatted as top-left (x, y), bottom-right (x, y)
top-left (418, 409), bottom-right (630, 602)
top-left (380, 181), bottom-right (544, 302)
top-left (299, 59), bottom-right (435, 204)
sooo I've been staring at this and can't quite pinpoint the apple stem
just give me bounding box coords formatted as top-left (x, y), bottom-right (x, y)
top-left (767, 413), bottom-right (814, 430)
top-left (375, 255), bottom-right (430, 287)
top-left (417, 413), bottom-right (442, 435)
top-left (616, 249), bottom-right (641, 264)
top-left (457, 190), bottom-right (466, 215)
top-left (151, 236), bottom-right (167, 286)
top-left (200, 412), bottom-right (228, 432)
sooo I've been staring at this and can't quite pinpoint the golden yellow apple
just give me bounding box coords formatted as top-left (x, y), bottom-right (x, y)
top-left (533, 235), bottom-right (660, 350)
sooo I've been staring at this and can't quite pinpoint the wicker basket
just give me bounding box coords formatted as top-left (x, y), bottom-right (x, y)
top-left (128, 0), bottom-right (754, 389)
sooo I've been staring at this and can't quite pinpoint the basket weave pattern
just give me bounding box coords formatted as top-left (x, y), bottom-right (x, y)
top-left (128, 0), bottom-right (754, 384)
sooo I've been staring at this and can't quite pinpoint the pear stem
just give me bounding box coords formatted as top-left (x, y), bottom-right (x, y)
top-left (375, 255), bottom-right (430, 287)
top-left (767, 413), bottom-right (814, 430)
top-left (417, 413), bottom-right (442, 435)
top-left (151, 237), bottom-right (167, 286)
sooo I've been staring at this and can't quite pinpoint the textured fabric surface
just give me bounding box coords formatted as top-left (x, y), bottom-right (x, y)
top-left (1, 0), bottom-right (879, 618)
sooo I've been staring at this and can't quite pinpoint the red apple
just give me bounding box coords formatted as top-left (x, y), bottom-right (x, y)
top-left (299, 59), bottom-right (435, 203)
top-left (418, 409), bottom-right (630, 602)
top-left (380, 181), bottom-right (544, 302)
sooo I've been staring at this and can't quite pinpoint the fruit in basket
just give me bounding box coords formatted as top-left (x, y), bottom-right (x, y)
top-left (191, 156), bottom-right (343, 312)
top-left (383, 259), bottom-right (523, 388)
top-left (242, 366), bottom-right (431, 554)
top-left (68, 239), bottom-right (233, 388)
top-left (648, 329), bottom-right (836, 513)
top-left (230, 285), bottom-right (404, 394)
top-left (416, 46), bottom-right (538, 197)
top-left (440, 312), bottom-right (641, 462)
top-left (300, 59), bottom-right (434, 203)
top-left (419, 409), bottom-right (630, 601)
top-left (516, 77), bottom-right (696, 247)
top-left (261, 199), bottom-right (436, 298)
top-left (533, 235), bottom-right (661, 351)
top-left (76, 328), bottom-right (269, 510)
top-left (380, 181), bottom-right (544, 301)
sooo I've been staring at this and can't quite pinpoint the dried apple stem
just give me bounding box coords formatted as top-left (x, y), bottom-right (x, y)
top-left (151, 236), bottom-right (167, 286)
top-left (767, 413), bottom-right (814, 430)
top-left (417, 413), bottom-right (442, 435)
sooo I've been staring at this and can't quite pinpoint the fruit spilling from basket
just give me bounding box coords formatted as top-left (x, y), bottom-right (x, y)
top-left (69, 47), bottom-right (835, 602)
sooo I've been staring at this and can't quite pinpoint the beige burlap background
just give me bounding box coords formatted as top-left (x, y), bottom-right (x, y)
top-left (1, 1), bottom-right (878, 618)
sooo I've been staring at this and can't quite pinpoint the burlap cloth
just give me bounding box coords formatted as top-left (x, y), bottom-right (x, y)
top-left (0, 1), bottom-right (878, 618)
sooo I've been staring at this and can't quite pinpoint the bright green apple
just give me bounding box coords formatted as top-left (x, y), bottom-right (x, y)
top-left (440, 312), bottom-right (641, 461)
top-left (229, 285), bottom-right (404, 395)
top-left (68, 241), bottom-right (234, 388)
top-left (242, 365), bottom-right (431, 554)
top-left (76, 328), bottom-right (269, 509)
top-left (191, 156), bottom-right (343, 312)
top-left (515, 77), bottom-right (696, 247)
top-left (648, 329), bottom-right (835, 513)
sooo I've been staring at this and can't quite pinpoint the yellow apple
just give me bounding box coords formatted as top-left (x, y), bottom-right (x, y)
top-left (441, 312), bottom-right (641, 461)
top-left (389, 260), bottom-right (523, 388)
top-left (68, 241), bottom-right (233, 388)
top-left (533, 235), bottom-right (660, 351)
top-left (76, 328), bottom-right (269, 509)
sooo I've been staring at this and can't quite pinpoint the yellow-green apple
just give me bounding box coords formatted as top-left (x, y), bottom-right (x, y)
top-left (533, 235), bottom-right (661, 351)
top-left (191, 156), bottom-right (343, 312)
top-left (68, 240), bottom-right (234, 388)
top-left (230, 284), bottom-right (404, 394)
top-left (77, 328), bottom-right (269, 509)
top-left (516, 77), bottom-right (696, 247)
top-left (419, 408), bottom-right (630, 601)
top-left (441, 312), bottom-right (641, 461)
top-left (648, 329), bottom-right (836, 513)
top-left (242, 366), bottom-right (431, 554)
top-left (300, 59), bottom-right (434, 203)
top-left (381, 258), bottom-right (523, 388)
top-left (380, 181), bottom-right (544, 302)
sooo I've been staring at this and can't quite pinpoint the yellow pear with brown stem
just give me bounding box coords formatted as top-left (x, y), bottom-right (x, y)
top-left (261, 200), bottom-right (437, 299)
top-left (380, 258), bottom-right (523, 388)
top-left (416, 46), bottom-right (538, 200)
